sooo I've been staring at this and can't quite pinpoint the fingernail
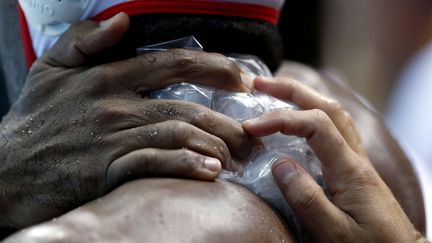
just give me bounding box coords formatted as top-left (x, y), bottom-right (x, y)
top-left (100, 12), bottom-right (124, 28)
top-left (243, 117), bottom-right (261, 126)
top-left (273, 160), bottom-right (297, 183)
top-left (255, 76), bottom-right (275, 83)
top-left (204, 158), bottom-right (222, 173)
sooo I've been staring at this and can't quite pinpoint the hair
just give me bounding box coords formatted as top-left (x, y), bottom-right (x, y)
top-left (105, 14), bottom-right (284, 72)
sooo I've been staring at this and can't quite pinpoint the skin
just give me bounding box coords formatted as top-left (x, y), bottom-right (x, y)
top-left (4, 77), bottom-right (427, 242)
top-left (244, 77), bottom-right (427, 242)
top-left (0, 13), bottom-right (255, 229)
top-left (276, 63), bottom-right (426, 232)
top-left (0, 12), bottom-right (426, 242)
top-left (3, 179), bottom-right (296, 243)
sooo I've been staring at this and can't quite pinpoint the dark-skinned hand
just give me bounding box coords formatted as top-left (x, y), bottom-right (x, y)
top-left (0, 13), bottom-right (253, 229)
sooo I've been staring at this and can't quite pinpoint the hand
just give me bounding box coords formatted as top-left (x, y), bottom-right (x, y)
top-left (243, 77), bottom-right (426, 243)
top-left (0, 13), bottom-right (254, 229)
top-left (276, 63), bottom-right (426, 232)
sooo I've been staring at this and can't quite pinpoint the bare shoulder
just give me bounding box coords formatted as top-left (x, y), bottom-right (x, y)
top-left (4, 179), bottom-right (296, 243)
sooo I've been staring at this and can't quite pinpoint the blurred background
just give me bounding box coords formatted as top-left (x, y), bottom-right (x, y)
top-left (280, 0), bottom-right (432, 236)
top-left (281, 0), bottom-right (432, 112)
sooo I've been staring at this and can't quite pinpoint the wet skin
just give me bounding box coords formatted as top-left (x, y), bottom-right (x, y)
top-left (3, 179), bottom-right (296, 243)
top-left (0, 13), bottom-right (425, 241)
top-left (2, 62), bottom-right (425, 243)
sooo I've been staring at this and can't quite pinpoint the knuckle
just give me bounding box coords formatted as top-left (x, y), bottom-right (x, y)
top-left (135, 150), bottom-right (158, 173)
top-left (352, 163), bottom-right (380, 187)
top-left (325, 98), bottom-right (343, 114)
top-left (171, 49), bottom-right (201, 74)
top-left (73, 68), bottom-right (116, 96)
top-left (216, 55), bottom-right (241, 82)
top-left (293, 184), bottom-right (320, 212)
top-left (272, 109), bottom-right (289, 118)
top-left (93, 100), bottom-right (130, 123)
top-left (311, 109), bottom-right (332, 126)
top-left (89, 66), bottom-right (116, 87)
top-left (154, 102), bottom-right (180, 119)
top-left (190, 108), bottom-right (210, 124)
top-left (165, 120), bottom-right (195, 141)
top-left (178, 149), bottom-right (202, 170)
top-left (213, 137), bottom-right (231, 162)
top-left (166, 119), bottom-right (190, 131)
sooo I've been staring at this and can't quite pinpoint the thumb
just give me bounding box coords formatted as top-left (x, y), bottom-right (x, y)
top-left (42, 12), bottom-right (130, 68)
top-left (272, 159), bottom-right (350, 239)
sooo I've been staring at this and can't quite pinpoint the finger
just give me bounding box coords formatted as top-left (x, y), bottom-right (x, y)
top-left (106, 148), bottom-right (222, 189)
top-left (243, 109), bottom-right (361, 186)
top-left (105, 120), bottom-right (234, 169)
top-left (96, 98), bottom-right (255, 161)
top-left (272, 159), bottom-right (353, 241)
top-left (39, 12), bottom-right (130, 68)
top-left (253, 77), bottom-right (364, 155)
top-left (95, 49), bottom-right (247, 93)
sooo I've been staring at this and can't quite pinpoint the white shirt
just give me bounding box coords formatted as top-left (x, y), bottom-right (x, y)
top-left (386, 41), bottom-right (432, 238)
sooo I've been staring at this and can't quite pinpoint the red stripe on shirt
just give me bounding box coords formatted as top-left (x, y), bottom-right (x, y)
top-left (93, 0), bottom-right (279, 24)
top-left (18, 4), bottom-right (37, 68)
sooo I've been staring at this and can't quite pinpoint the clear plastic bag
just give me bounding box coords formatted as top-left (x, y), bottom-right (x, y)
top-left (139, 37), bottom-right (325, 243)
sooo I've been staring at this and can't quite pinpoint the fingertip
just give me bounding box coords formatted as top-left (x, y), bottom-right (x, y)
top-left (204, 157), bottom-right (222, 173)
top-left (242, 117), bottom-right (273, 137)
top-left (253, 76), bottom-right (274, 90)
top-left (242, 120), bottom-right (254, 128)
top-left (241, 120), bottom-right (259, 136)
top-left (97, 12), bottom-right (130, 44)
top-left (78, 13), bottom-right (129, 57)
top-left (99, 12), bottom-right (130, 29)
top-left (242, 116), bottom-right (263, 127)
